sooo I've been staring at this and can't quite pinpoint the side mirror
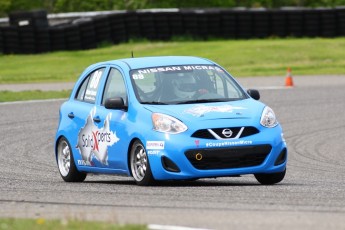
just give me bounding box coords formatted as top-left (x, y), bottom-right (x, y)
top-left (105, 97), bottom-right (127, 110)
top-left (247, 89), bottom-right (260, 100)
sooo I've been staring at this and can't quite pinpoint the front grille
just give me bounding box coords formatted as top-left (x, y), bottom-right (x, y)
top-left (185, 145), bottom-right (272, 170)
top-left (191, 126), bottom-right (259, 140)
top-left (191, 129), bottom-right (214, 139)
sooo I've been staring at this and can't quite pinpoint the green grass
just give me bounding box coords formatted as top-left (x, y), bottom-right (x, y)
top-left (0, 37), bottom-right (344, 84)
top-left (0, 218), bottom-right (146, 230)
top-left (0, 90), bottom-right (71, 102)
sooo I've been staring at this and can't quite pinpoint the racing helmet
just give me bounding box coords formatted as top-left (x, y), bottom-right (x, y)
top-left (172, 73), bottom-right (197, 99)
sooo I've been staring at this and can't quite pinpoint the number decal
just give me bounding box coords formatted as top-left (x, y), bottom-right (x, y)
top-left (89, 70), bottom-right (102, 89)
top-left (132, 74), bottom-right (144, 80)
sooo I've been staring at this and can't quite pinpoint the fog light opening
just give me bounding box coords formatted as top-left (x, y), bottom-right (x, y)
top-left (274, 148), bottom-right (287, 166)
top-left (161, 156), bottom-right (181, 173)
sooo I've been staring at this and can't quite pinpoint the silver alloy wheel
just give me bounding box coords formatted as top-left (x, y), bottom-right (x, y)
top-left (131, 143), bottom-right (148, 182)
top-left (57, 139), bottom-right (71, 177)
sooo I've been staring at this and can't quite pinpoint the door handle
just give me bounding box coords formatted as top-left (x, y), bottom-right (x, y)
top-left (68, 112), bottom-right (75, 119)
top-left (93, 116), bottom-right (101, 123)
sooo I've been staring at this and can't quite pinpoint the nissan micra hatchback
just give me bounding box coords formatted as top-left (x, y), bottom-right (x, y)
top-left (55, 56), bottom-right (287, 185)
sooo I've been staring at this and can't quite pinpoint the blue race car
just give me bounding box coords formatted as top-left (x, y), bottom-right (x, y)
top-left (55, 56), bottom-right (287, 186)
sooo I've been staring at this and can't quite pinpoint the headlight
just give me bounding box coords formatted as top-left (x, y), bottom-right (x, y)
top-left (152, 113), bottom-right (187, 134)
top-left (260, 106), bottom-right (278, 128)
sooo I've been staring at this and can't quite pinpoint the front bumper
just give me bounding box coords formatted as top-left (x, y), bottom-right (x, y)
top-left (145, 125), bottom-right (287, 180)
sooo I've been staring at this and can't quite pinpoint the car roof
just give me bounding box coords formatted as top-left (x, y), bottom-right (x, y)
top-left (101, 56), bottom-right (216, 70)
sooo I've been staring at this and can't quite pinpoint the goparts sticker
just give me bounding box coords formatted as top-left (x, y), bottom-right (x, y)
top-left (184, 105), bottom-right (245, 117)
top-left (146, 141), bottom-right (165, 150)
top-left (147, 150), bottom-right (160, 155)
top-left (77, 107), bottom-right (119, 166)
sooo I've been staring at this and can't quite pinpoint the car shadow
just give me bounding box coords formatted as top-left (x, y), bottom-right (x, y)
top-left (83, 177), bottom-right (277, 187)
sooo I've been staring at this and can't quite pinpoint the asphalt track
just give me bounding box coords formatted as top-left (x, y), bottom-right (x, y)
top-left (1, 76), bottom-right (345, 230)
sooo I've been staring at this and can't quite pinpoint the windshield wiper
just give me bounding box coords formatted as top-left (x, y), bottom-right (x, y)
top-left (141, 101), bottom-right (168, 105)
top-left (176, 99), bottom-right (231, 104)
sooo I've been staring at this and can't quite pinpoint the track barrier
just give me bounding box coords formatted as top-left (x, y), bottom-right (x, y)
top-left (0, 8), bottom-right (345, 54)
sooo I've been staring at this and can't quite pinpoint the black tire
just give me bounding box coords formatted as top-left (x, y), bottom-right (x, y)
top-left (130, 140), bottom-right (155, 186)
top-left (254, 168), bottom-right (286, 185)
top-left (56, 137), bottom-right (86, 182)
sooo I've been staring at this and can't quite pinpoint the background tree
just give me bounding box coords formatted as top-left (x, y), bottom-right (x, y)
top-left (1, 0), bottom-right (345, 17)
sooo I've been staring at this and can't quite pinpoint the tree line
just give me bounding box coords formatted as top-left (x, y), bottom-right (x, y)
top-left (1, 0), bottom-right (345, 17)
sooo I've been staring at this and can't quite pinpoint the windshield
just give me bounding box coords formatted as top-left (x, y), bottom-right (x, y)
top-left (130, 65), bottom-right (248, 104)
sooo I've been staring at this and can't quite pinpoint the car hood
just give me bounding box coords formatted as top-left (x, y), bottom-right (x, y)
top-left (143, 99), bottom-right (265, 123)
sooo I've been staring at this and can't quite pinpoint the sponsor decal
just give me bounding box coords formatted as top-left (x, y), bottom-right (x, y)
top-left (184, 104), bottom-right (245, 117)
top-left (147, 150), bottom-right (160, 155)
top-left (146, 141), bottom-right (165, 150)
top-left (76, 107), bottom-right (120, 166)
top-left (195, 140), bottom-right (200, 148)
top-left (77, 159), bottom-right (94, 166)
top-left (206, 140), bottom-right (253, 147)
top-left (136, 65), bottom-right (223, 74)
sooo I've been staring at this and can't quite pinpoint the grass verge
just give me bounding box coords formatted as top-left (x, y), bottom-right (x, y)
top-left (0, 37), bottom-right (344, 84)
top-left (0, 218), bottom-right (146, 230)
top-left (0, 90), bottom-right (71, 102)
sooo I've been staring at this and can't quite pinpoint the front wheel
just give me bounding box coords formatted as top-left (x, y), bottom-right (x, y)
top-left (254, 168), bottom-right (286, 185)
top-left (56, 137), bottom-right (86, 182)
top-left (130, 140), bottom-right (155, 186)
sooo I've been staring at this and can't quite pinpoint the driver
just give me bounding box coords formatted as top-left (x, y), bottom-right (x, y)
top-left (171, 73), bottom-right (198, 99)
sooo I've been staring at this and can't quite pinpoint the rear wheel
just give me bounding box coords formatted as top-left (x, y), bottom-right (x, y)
top-left (57, 137), bottom-right (86, 182)
top-left (130, 140), bottom-right (155, 186)
top-left (254, 169), bottom-right (286, 185)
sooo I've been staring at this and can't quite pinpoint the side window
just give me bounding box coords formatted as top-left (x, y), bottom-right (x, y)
top-left (102, 68), bottom-right (127, 105)
top-left (214, 73), bottom-right (242, 98)
top-left (75, 68), bottom-right (105, 103)
top-left (75, 77), bottom-right (89, 101)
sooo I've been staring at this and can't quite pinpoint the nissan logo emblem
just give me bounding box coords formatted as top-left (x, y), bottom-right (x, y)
top-left (222, 129), bottom-right (233, 138)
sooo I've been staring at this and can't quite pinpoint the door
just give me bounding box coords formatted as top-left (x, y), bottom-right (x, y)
top-left (92, 67), bottom-right (130, 172)
top-left (67, 67), bottom-right (107, 168)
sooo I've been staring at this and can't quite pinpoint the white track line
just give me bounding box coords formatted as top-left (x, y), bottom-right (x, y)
top-left (0, 98), bottom-right (66, 105)
top-left (148, 224), bottom-right (212, 230)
